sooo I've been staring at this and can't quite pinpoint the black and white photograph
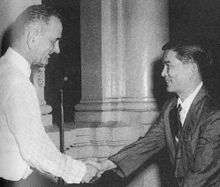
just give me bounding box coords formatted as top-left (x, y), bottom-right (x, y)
top-left (0, 0), bottom-right (219, 186)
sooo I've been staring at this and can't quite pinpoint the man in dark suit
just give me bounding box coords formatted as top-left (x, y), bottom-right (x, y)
top-left (88, 39), bottom-right (220, 186)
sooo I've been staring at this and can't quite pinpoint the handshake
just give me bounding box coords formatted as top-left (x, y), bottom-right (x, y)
top-left (81, 159), bottom-right (117, 183)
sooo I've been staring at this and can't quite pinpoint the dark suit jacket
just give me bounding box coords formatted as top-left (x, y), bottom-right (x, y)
top-left (109, 87), bottom-right (220, 187)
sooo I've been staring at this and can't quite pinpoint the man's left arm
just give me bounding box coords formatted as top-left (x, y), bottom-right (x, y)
top-left (184, 114), bottom-right (220, 187)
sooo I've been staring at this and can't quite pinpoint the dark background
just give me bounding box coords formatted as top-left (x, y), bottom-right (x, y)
top-left (169, 0), bottom-right (220, 99)
top-left (42, 0), bottom-right (81, 124)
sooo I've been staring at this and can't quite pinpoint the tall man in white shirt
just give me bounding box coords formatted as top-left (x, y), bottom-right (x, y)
top-left (0, 4), bottom-right (98, 187)
top-left (88, 39), bottom-right (220, 186)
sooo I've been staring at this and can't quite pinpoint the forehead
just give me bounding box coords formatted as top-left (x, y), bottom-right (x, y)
top-left (163, 50), bottom-right (177, 61)
top-left (163, 50), bottom-right (182, 64)
top-left (44, 16), bottom-right (63, 37)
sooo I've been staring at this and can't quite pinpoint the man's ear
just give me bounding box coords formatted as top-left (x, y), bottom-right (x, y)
top-left (189, 62), bottom-right (200, 77)
top-left (26, 25), bottom-right (41, 49)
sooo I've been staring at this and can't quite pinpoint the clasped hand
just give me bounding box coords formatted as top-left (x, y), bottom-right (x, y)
top-left (81, 159), bottom-right (116, 183)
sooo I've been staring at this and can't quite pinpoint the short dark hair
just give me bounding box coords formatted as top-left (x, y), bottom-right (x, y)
top-left (162, 38), bottom-right (214, 78)
top-left (10, 4), bottom-right (61, 43)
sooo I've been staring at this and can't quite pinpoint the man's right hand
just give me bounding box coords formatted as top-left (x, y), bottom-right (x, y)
top-left (85, 159), bottom-right (117, 179)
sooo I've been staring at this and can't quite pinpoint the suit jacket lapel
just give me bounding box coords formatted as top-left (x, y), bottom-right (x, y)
top-left (164, 98), bottom-right (178, 163)
top-left (182, 86), bottom-right (208, 138)
top-left (175, 86), bottom-right (208, 178)
top-left (164, 87), bottom-right (208, 167)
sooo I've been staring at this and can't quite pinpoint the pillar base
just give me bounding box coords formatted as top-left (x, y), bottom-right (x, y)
top-left (73, 98), bottom-right (159, 157)
top-left (73, 98), bottom-right (159, 159)
top-left (74, 98), bottom-right (159, 128)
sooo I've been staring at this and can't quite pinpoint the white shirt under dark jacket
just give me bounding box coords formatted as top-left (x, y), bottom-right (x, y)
top-left (177, 82), bottom-right (203, 125)
top-left (0, 48), bottom-right (86, 183)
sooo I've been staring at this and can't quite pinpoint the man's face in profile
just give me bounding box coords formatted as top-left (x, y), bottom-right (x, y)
top-left (161, 49), bottom-right (195, 96)
top-left (34, 16), bottom-right (63, 67)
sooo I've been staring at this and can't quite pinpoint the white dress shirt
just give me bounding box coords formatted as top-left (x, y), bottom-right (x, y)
top-left (177, 82), bottom-right (203, 125)
top-left (0, 48), bottom-right (86, 183)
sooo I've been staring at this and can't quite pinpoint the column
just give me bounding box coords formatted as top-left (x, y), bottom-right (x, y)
top-left (76, 0), bottom-right (168, 127)
top-left (73, 0), bottom-right (169, 186)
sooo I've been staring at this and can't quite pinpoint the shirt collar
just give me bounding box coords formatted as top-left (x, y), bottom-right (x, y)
top-left (177, 82), bottom-right (203, 111)
top-left (5, 47), bottom-right (31, 79)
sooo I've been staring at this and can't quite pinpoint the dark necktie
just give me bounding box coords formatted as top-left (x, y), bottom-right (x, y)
top-left (170, 104), bottom-right (182, 143)
top-left (171, 104), bottom-right (185, 182)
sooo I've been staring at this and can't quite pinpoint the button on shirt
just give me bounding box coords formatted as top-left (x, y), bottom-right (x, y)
top-left (0, 48), bottom-right (86, 183)
top-left (177, 82), bottom-right (203, 125)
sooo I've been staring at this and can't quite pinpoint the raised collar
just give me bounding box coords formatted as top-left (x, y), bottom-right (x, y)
top-left (4, 47), bottom-right (31, 79)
